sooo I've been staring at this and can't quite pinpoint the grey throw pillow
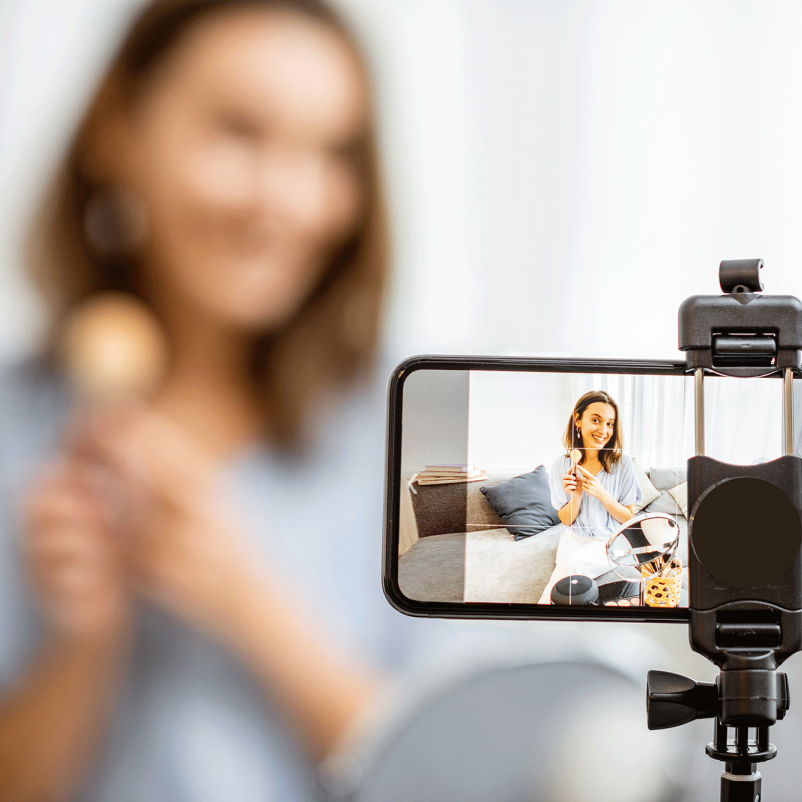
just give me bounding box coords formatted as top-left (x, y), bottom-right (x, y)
top-left (480, 466), bottom-right (560, 540)
top-left (648, 467), bottom-right (687, 492)
top-left (644, 467), bottom-right (688, 517)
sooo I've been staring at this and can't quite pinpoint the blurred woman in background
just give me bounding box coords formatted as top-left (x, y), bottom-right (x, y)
top-left (0, 0), bottom-right (393, 799)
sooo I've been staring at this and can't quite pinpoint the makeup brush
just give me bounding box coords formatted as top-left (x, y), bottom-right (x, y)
top-left (570, 448), bottom-right (582, 472)
top-left (60, 292), bottom-right (168, 529)
top-left (62, 292), bottom-right (168, 400)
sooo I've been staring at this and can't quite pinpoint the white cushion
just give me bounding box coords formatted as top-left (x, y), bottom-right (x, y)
top-left (631, 457), bottom-right (661, 512)
top-left (668, 481), bottom-right (689, 518)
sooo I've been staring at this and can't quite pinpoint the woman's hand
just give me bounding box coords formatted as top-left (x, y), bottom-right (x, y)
top-left (78, 403), bottom-right (381, 760)
top-left (5, 453), bottom-right (136, 802)
top-left (575, 465), bottom-right (609, 502)
top-left (575, 464), bottom-right (634, 525)
top-left (21, 459), bottom-right (131, 646)
top-left (558, 466), bottom-right (584, 526)
top-left (79, 403), bottom-right (260, 640)
top-left (562, 468), bottom-right (583, 499)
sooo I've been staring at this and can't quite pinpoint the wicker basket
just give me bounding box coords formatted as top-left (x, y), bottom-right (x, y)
top-left (643, 557), bottom-right (683, 608)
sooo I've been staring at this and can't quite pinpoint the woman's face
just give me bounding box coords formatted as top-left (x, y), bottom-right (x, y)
top-left (116, 8), bottom-right (368, 331)
top-left (576, 402), bottom-right (616, 451)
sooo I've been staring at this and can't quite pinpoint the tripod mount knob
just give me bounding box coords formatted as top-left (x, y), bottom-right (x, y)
top-left (719, 258), bottom-right (764, 294)
top-left (647, 670), bottom-right (718, 730)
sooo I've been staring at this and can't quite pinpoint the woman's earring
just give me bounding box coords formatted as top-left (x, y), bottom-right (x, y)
top-left (84, 184), bottom-right (148, 256)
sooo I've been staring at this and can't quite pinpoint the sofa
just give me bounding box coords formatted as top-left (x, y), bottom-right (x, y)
top-left (397, 465), bottom-right (689, 604)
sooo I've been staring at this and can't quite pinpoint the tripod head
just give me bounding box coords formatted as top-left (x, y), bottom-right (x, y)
top-left (647, 259), bottom-right (802, 800)
top-left (679, 258), bottom-right (802, 377)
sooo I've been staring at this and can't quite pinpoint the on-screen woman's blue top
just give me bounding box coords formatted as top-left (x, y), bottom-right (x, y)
top-left (549, 454), bottom-right (642, 538)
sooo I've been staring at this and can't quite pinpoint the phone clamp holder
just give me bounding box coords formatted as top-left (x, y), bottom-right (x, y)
top-left (647, 260), bottom-right (802, 802)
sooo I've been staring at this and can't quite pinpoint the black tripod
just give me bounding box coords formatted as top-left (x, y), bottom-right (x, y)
top-left (647, 259), bottom-right (802, 802)
top-left (648, 668), bottom-right (790, 801)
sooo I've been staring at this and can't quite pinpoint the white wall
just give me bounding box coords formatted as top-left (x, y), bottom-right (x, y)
top-left (399, 368), bottom-right (469, 474)
top-left (4, 1), bottom-right (802, 365)
top-left (467, 370), bottom-right (693, 473)
top-left (705, 376), bottom-right (784, 465)
top-left (467, 371), bottom-right (574, 472)
top-left (467, 370), bottom-right (787, 474)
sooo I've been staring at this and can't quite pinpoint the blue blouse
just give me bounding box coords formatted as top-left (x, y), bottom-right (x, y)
top-left (0, 361), bottom-right (428, 802)
top-left (549, 454), bottom-right (642, 538)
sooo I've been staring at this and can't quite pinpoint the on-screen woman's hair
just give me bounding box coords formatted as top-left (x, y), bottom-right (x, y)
top-left (562, 390), bottom-right (623, 473)
top-left (25, 0), bottom-right (389, 450)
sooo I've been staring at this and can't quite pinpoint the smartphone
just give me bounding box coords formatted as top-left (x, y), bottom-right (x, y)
top-left (383, 356), bottom-right (793, 622)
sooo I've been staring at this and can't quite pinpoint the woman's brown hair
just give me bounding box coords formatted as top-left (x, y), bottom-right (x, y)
top-left (562, 390), bottom-right (623, 473)
top-left (25, 0), bottom-right (389, 450)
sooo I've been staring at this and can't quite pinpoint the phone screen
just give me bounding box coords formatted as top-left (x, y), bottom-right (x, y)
top-left (384, 357), bottom-right (794, 622)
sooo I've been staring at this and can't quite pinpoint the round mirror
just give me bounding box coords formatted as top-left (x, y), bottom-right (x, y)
top-left (606, 513), bottom-right (680, 585)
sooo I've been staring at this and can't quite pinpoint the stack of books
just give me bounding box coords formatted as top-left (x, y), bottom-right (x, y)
top-left (414, 464), bottom-right (488, 485)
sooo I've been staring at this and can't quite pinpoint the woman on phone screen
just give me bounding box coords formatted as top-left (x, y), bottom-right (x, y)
top-left (538, 390), bottom-right (642, 603)
top-left (0, 1), bottom-right (403, 799)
